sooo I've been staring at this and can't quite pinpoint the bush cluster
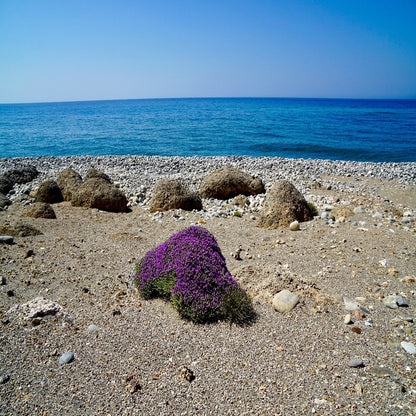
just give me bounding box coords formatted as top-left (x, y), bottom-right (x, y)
top-left (307, 201), bottom-right (319, 217)
top-left (133, 226), bottom-right (254, 324)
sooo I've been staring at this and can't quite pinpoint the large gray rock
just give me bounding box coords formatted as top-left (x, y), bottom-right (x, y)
top-left (0, 221), bottom-right (42, 237)
top-left (0, 193), bottom-right (11, 209)
top-left (85, 168), bottom-right (112, 183)
top-left (2, 166), bottom-right (39, 186)
top-left (35, 180), bottom-right (63, 204)
top-left (0, 177), bottom-right (13, 194)
top-left (72, 177), bottom-right (127, 212)
top-left (199, 167), bottom-right (265, 200)
top-left (150, 179), bottom-right (202, 213)
top-left (257, 180), bottom-right (313, 229)
top-left (22, 202), bottom-right (56, 219)
top-left (56, 168), bottom-right (83, 201)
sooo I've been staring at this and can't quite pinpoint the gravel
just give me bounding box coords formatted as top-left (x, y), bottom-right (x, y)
top-left (0, 155), bottom-right (415, 415)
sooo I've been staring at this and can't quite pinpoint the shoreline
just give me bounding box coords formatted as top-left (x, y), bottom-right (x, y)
top-left (2, 155), bottom-right (415, 220)
top-left (2, 154), bottom-right (416, 182)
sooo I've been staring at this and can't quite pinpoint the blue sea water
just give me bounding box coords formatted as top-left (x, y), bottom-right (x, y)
top-left (0, 98), bottom-right (415, 162)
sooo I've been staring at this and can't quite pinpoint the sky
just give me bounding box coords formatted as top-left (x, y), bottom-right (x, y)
top-left (0, 0), bottom-right (415, 103)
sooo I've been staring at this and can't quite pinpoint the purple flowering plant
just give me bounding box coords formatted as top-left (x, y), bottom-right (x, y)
top-left (133, 226), bottom-right (254, 323)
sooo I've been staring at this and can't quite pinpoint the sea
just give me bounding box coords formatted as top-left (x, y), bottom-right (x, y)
top-left (0, 98), bottom-right (415, 162)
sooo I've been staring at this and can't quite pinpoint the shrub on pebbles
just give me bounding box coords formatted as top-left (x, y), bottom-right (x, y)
top-left (133, 226), bottom-right (255, 324)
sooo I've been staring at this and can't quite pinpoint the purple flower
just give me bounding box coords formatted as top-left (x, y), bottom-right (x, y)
top-left (133, 226), bottom-right (251, 322)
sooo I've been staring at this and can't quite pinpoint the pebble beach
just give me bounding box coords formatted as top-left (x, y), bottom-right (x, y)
top-left (1, 155), bottom-right (416, 415)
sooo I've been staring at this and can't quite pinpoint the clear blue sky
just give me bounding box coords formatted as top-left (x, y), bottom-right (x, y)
top-left (1, 0), bottom-right (415, 103)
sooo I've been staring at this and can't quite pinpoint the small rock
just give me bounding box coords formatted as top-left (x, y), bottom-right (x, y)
top-left (59, 352), bottom-right (75, 365)
top-left (229, 195), bottom-right (250, 208)
top-left (347, 358), bottom-right (364, 368)
top-left (234, 248), bottom-right (242, 260)
top-left (272, 290), bottom-right (299, 313)
top-left (7, 297), bottom-right (73, 322)
top-left (125, 372), bottom-right (142, 393)
top-left (379, 259), bottom-right (388, 267)
top-left (401, 341), bottom-right (416, 354)
top-left (289, 220), bottom-right (300, 231)
top-left (0, 375), bottom-right (10, 384)
top-left (400, 276), bottom-right (415, 284)
top-left (383, 295), bottom-right (399, 309)
top-left (87, 324), bottom-right (99, 334)
top-left (387, 267), bottom-right (399, 277)
top-left (6, 290), bottom-right (14, 297)
top-left (31, 317), bottom-right (42, 326)
top-left (394, 328), bottom-right (405, 337)
top-left (0, 236), bottom-right (14, 245)
top-left (355, 383), bottom-right (364, 396)
top-left (344, 298), bottom-right (360, 311)
top-left (0, 276), bottom-right (6, 285)
top-left (0, 193), bottom-right (12, 209)
top-left (344, 314), bottom-right (353, 325)
top-left (396, 296), bottom-right (408, 307)
top-left (179, 366), bottom-right (195, 382)
top-left (353, 309), bottom-right (366, 320)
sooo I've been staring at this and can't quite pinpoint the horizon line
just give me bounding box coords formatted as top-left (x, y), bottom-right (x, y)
top-left (1, 95), bottom-right (416, 105)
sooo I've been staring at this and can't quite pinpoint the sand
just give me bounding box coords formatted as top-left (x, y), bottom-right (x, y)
top-left (0, 156), bottom-right (415, 415)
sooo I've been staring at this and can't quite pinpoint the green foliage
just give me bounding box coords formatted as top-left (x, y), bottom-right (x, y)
top-left (134, 262), bottom-right (176, 300)
top-left (221, 287), bottom-right (256, 325)
top-left (307, 202), bottom-right (319, 217)
top-left (233, 210), bottom-right (242, 217)
top-left (171, 294), bottom-right (222, 323)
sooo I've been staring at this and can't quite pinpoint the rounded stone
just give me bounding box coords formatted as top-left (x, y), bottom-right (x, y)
top-left (347, 358), bottom-right (364, 368)
top-left (87, 324), bottom-right (99, 334)
top-left (0, 236), bottom-right (14, 245)
top-left (289, 220), bottom-right (300, 231)
top-left (272, 289), bottom-right (299, 313)
top-left (401, 341), bottom-right (416, 354)
top-left (59, 352), bottom-right (75, 365)
top-left (354, 206), bottom-right (365, 214)
top-left (383, 295), bottom-right (399, 309)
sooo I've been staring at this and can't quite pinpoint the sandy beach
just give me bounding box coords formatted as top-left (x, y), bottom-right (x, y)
top-left (1, 155), bottom-right (416, 415)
